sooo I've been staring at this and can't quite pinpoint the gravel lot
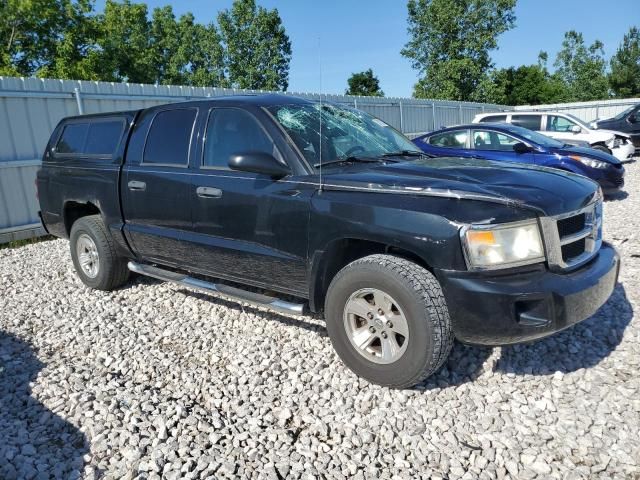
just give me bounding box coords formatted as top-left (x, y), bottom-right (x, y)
top-left (1, 161), bottom-right (639, 480)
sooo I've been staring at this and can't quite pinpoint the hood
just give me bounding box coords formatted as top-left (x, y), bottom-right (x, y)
top-left (550, 144), bottom-right (621, 165)
top-left (320, 157), bottom-right (598, 217)
top-left (596, 128), bottom-right (631, 139)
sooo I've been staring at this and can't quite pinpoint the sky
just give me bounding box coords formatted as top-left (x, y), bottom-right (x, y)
top-left (94, 0), bottom-right (639, 98)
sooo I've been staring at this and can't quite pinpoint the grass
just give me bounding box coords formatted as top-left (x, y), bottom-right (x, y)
top-left (0, 235), bottom-right (54, 250)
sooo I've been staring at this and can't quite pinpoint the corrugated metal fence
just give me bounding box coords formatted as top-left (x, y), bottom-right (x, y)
top-left (514, 98), bottom-right (640, 123)
top-left (0, 76), bottom-right (509, 243)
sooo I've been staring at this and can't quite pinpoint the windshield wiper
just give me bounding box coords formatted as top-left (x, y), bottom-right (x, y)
top-left (313, 156), bottom-right (384, 168)
top-left (381, 150), bottom-right (428, 158)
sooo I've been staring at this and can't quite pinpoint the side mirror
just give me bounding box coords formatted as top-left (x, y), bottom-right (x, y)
top-left (570, 125), bottom-right (581, 133)
top-left (513, 142), bottom-right (532, 154)
top-left (628, 114), bottom-right (638, 124)
top-left (228, 152), bottom-right (291, 178)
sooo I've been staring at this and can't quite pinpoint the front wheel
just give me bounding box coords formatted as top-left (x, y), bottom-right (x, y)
top-left (324, 254), bottom-right (453, 388)
top-left (592, 144), bottom-right (611, 154)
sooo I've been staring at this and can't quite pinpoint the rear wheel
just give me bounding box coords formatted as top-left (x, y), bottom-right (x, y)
top-left (324, 254), bottom-right (453, 388)
top-left (70, 215), bottom-right (130, 290)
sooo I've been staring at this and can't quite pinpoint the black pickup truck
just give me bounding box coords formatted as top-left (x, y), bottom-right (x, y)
top-left (37, 94), bottom-right (619, 388)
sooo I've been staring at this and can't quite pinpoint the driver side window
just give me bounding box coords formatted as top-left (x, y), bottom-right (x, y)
top-left (547, 115), bottom-right (575, 132)
top-left (203, 108), bottom-right (276, 169)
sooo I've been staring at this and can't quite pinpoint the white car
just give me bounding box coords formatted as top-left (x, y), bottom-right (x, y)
top-left (473, 111), bottom-right (635, 162)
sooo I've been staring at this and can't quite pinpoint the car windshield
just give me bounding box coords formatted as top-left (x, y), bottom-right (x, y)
top-left (611, 105), bottom-right (636, 121)
top-left (500, 124), bottom-right (565, 148)
top-left (266, 103), bottom-right (421, 168)
top-left (564, 113), bottom-right (591, 129)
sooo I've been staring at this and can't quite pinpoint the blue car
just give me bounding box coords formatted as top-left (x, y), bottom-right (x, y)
top-left (413, 123), bottom-right (625, 194)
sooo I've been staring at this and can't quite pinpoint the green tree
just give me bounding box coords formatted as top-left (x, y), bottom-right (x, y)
top-left (477, 52), bottom-right (569, 105)
top-left (0, 0), bottom-right (94, 77)
top-left (345, 69), bottom-right (384, 96)
top-left (609, 26), bottom-right (640, 98)
top-left (218, 0), bottom-right (291, 91)
top-left (402, 0), bottom-right (516, 101)
top-left (554, 30), bottom-right (608, 101)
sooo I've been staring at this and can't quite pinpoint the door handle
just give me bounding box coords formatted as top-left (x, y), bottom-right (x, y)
top-left (196, 186), bottom-right (223, 198)
top-left (128, 180), bottom-right (146, 191)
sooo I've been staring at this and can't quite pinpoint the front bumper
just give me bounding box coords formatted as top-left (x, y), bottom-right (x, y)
top-left (437, 242), bottom-right (620, 346)
top-left (611, 142), bottom-right (635, 161)
top-left (597, 165), bottom-right (625, 193)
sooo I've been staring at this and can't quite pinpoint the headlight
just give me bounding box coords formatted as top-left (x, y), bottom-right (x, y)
top-left (461, 220), bottom-right (545, 270)
top-left (569, 155), bottom-right (609, 169)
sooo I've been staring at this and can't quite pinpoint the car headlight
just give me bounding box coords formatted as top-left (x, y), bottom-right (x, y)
top-left (461, 220), bottom-right (545, 270)
top-left (569, 155), bottom-right (609, 169)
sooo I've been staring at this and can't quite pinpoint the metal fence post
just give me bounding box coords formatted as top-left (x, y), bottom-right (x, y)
top-left (353, 98), bottom-right (358, 109)
top-left (432, 103), bottom-right (436, 130)
top-left (74, 88), bottom-right (84, 114)
top-left (458, 104), bottom-right (463, 124)
top-left (399, 101), bottom-right (404, 132)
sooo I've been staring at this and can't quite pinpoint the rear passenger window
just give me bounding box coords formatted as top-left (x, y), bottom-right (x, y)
top-left (479, 115), bottom-right (507, 123)
top-left (144, 109), bottom-right (197, 165)
top-left (84, 121), bottom-right (124, 155)
top-left (511, 115), bottom-right (542, 130)
top-left (56, 123), bottom-right (89, 154)
top-left (203, 108), bottom-right (275, 169)
top-left (428, 130), bottom-right (468, 148)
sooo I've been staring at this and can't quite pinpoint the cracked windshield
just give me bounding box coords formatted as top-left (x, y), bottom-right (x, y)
top-left (267, 103), bottom-right (422, 168)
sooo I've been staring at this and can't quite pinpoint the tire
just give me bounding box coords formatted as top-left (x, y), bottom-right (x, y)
top-left (592, 144), bottom-right (611, 154)
top-left (324, 254), bottom-right (453, 388)
top-left (69, 214), bottom-right (130, 291)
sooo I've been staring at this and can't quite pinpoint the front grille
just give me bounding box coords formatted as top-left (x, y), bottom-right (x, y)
top-left (613, 137), bottom-right (622, 148)
top-left (557, 213), bottom-right (585, 237)
top-left (540, 198), bottom-right (603, 271)
top-left (561, 238), bottom-right (586, 261)
top-left (613, 176), bottom-right (624, 187)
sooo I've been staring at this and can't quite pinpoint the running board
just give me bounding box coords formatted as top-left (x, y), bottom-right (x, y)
top-left (128, 261), bottom-right (305, 315)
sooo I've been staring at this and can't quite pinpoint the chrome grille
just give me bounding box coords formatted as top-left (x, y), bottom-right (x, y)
top-left (540, 200), bottom-right (603, 271)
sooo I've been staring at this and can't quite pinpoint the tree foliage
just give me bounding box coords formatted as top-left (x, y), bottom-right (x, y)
top-left (402, 0), bottom-right (516, 101)
top-left (477, 53), bottom-right (568, 105)
top-left (553, 30), bottom-right (608, 102)
top-left (345, 69), bottom-right (384, 96)
top-left (0, 0), bottom-right (290, 90)
top-left (609, 26), bottom-right (640, 98)
top-left (218, 0), bottom-right (291, 91)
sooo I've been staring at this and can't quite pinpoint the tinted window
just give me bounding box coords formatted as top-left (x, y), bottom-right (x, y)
top-left (56, 123), bottom-right (89, 154)
top-left (144, 109), bottom-right (196, 165)
top-left (511, 115), bottom-right (541, 130)
top-left (473, 130), bottom-right (519, 151)
top-left (84, 121), bottom-right (124, 155)
top-left (479, 115), bottom-right (507, 123)
top-left (428, 130), bottom-right (468, 148)
top-left (547, 115), bottom-right (576, 132)
top-left (203, 108), bottom-right (275, 169)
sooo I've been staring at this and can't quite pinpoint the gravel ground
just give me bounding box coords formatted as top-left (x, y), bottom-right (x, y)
top-left (1, 162), bottom-right (639, 480)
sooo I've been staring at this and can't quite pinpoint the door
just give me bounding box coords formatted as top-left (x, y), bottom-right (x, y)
top-left (121, 107), bottom-right (198, 266)
top-left (625, 107), bottom-right (640, 148)
top-left (545, 114), bottom-right (589, 145)
top-left (184, 107), bottom-right (312, 296)
top-left (470, 129), bottom-right (537, 165)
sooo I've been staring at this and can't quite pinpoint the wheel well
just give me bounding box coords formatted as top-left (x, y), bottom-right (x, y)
top-left (310, 238), bottom-right (431, 313)
top-left (63, 202), bottom-right (101, 236)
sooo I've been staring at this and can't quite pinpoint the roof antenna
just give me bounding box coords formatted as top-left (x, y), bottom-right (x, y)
top-left (318, 35), bottom-right (323, 192)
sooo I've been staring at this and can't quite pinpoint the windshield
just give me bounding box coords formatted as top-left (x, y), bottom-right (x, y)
top-left (502, 124), bottom-right (565, 148)
top-left (266, 103), bottom-right (421, 168)
top-left (612, 105), bottom-right (636, 121)
top-left (564, 113), bottom-right (591, 129)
